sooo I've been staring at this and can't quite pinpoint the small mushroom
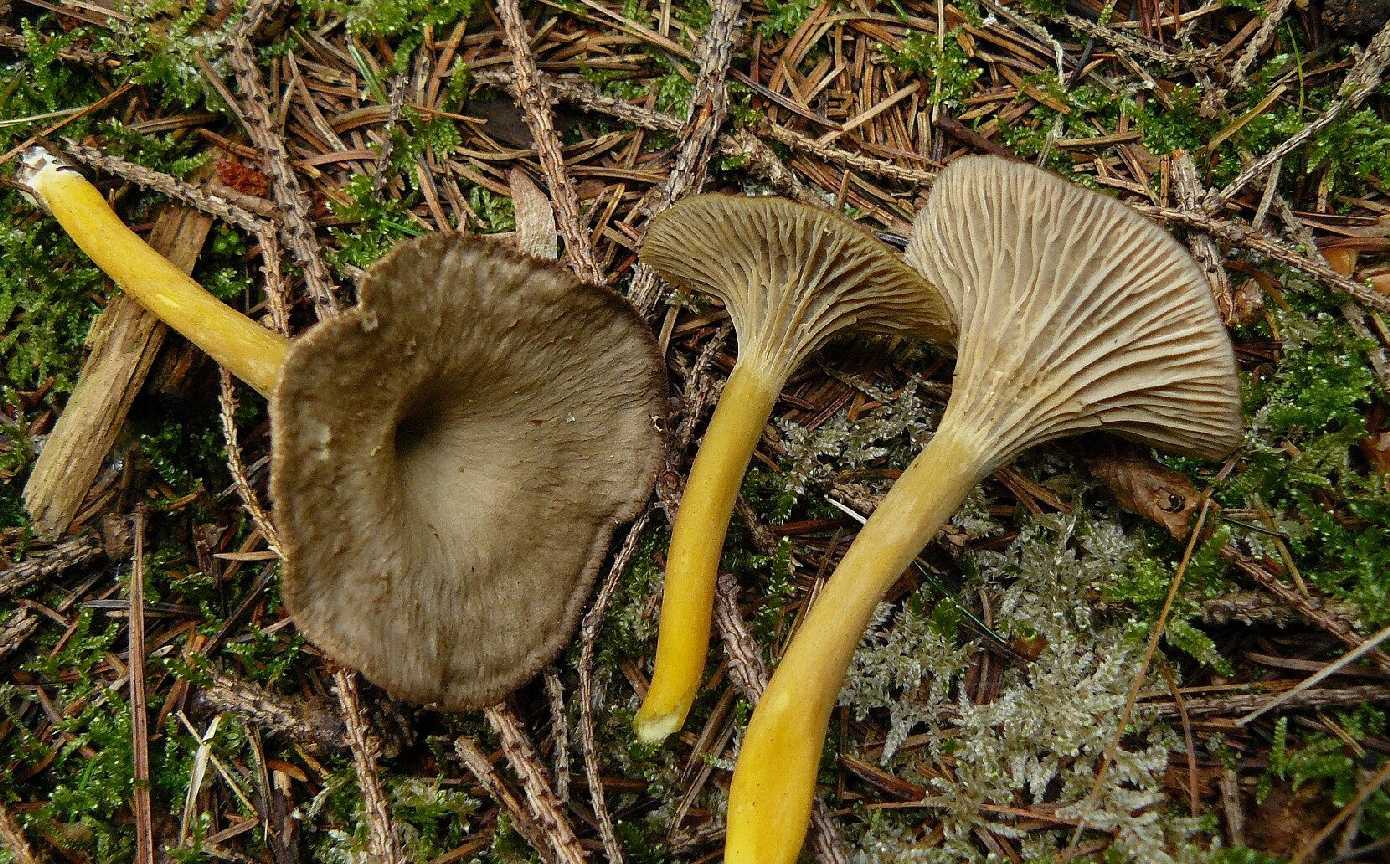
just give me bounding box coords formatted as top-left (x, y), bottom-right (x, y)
top-left (723, 155), bottom-right (1243, 863)
top-left (20, 147), bottom-right (665, 709)
top-left (634, 194), bottom-right (955, 742)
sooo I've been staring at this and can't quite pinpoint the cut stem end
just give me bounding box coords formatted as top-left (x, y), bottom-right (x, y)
top-left (20, 146), bottom-right (289, 397)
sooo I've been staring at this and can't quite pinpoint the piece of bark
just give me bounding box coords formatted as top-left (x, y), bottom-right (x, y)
top-left (22, 202), bottom-right (215, 539)
top-left (509, 168), bottom-right (559, 262)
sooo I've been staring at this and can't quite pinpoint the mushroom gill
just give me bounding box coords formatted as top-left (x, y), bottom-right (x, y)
top-left (723, 155), bottom-right (1242, 864)
top-left (634, 194), bottom-right (954, 742)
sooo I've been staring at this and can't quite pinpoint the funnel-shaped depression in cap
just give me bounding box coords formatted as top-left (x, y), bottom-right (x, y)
top-left (642, 194), bottom-right (955, 377)
top-left (271, 234), bottom-right (665, 710)
top-left (907, 155), bottom-right (1242, 467)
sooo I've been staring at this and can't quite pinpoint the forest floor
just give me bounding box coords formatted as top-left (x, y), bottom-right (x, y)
top-left (3, 0), bottom-right (1390, 861)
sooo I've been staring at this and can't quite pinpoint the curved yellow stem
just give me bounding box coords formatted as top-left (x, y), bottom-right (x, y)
top-left (634, 362), bottom-right (780, 743)
top-left (725, 419), bottom-right (989, 864)
top-left (21, 150), bottom-right (289, 397)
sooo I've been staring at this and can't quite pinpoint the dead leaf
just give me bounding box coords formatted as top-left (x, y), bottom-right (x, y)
top-left (1087, 446), bottom-right (1202, 540)
top-left (509, 168), bottom-right (559, 262)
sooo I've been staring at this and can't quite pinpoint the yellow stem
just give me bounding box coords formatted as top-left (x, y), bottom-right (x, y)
top-left (725, 418), bottom-right (989, 864)
top-left (634, 362), bottom-right (781, 744)
top-left (23, 152), bottom-right (289, 397)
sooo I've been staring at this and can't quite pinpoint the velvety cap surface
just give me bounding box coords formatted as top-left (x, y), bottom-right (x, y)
top-left (272, 234), bottom-right (665, 710)
top-left (907, 156), bottom-right (1242, 464)
top-left (641, 194), bottom-right (955, 379)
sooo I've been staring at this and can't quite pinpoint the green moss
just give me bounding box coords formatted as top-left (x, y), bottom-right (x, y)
top-left (328, 173), bottom-right (425, 272)
top-left (1259, 708), bottom-right (1390, 840)
top-left (759, 0), bottom-right (819, 38)
top-left (304, 0), bottom-right (477, 38)
top-left (884, 31), bottom-right (981, 108)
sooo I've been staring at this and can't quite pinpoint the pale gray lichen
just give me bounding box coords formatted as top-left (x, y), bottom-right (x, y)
top-left (842, 512), bottom-right (1211, 863)
top-left (777, 377), bottom-right (941, 495)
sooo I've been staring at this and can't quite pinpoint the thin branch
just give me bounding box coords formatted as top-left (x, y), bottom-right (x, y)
top-left (197, 669), bottom-right (346, 751)
top-left (130, 508), bottom-right (155, 864)
top-left (218, 370), bottom-right (282, 556)
top-left (1208, 20), bottom-right (1390, 209)
top-left (495, 0), bottom-right (605, 285)
top-left (0, 532), bottom-right (104, 597)
top-left (577, 511), bottom-right (651, 864)
top-left (629, 0), bottom-right (746, 313)
top-left (456, 736), bottom-right (559, 864)
top-left (1238, 622), bottom-right (1390, 725)
top-left (225, 36), bottom-right (341, 317)
top-left (0, 802), bottom-right (40, 864)
top-left (333, 670), bottom-right (405, 864)
top-left (713, 573), bottom-right (848, 864)
top-left (483, 704), bottom-right (587, 864)
top-left (1143, 205), bottom-right (1390, 314)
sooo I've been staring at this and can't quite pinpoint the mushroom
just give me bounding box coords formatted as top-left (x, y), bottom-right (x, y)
top-left (19, 147), bottom-right (666, 710)
top-left (723, 155), bottom-right (1243, 863)
top-left (634, 194), bottom-right (955, 742)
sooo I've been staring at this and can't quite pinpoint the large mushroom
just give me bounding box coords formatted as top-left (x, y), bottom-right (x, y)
top-left (724, 155), bottom-right (1244, 863)
top-left (634, 195), bottom-right (955, 742)
top-left (19, 147), bottom-right (666, 710)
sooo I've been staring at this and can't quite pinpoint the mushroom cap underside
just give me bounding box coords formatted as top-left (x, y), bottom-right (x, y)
top-left (907, 155), bottom-right (1242, 464)
top-left (641, 194), bottom-right (955, 378)
top-left (271, 234), bottom-right (665, 711)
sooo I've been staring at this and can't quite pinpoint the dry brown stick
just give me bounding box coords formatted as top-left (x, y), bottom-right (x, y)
top-left (1227, 553), bottom-right (1390, 673)
top-left (218, 371), bottom-right (282, 556)
top-left (255, 227), bottom-right (292, 335)
top-left (1208, 19), bottom-right (1390, 210)
top-left (1171, 152), bottom-right (1233, 321)
top-left (0, 531), bottom-right (103, 596)
top-left (543, 670), bottom-right (571, 801)
top-left (235, 0), bottom-right (289, 42)
top-left (225, 38), bottom-right (340, 317)
top-left (466, 70), bottom-right (849, 202)
top-left (455, 736), bottom-right (559, 864)
top-left (22, 198), bottom-right (214, 539)
top-left (197, 669), bottom-right (345, 751)
top-left (712, 573), bottom-right (848, 864)
top-left (0, 610), bottom-right (39, 660)
top-left (761, 122), bottom-right (936, 185)
top-left (1143, 205), bottom-right (1390, 314)
top-left (483, 705), bottom-right (587, 864)
top-left (0, 802), bottom-right (40, 864)
top-left (1053, 10), bottom-right (1219, 68)
top-left (332, 670), bottom-right (405, 864)
top-left (60, 140), bottom-right (270, 235)
top-left (577, 510), bottom-right (652, 864)
top-left (494, 0), bottom-right (605, 285)
top-left (1226, 0), bottom-right (1300, 94)
top-left (1219, 763), bottom-right (1245, 846)
top-left (629, 0), bottom-right (746, 313)
top-left (1200, 591), bottom-right (1359, 628)
top-left (130, 509), bottom-right (155, 864)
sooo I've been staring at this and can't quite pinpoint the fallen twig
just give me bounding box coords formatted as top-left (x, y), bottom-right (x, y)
top-left (483, 704), bottom-right (586, 864)
top-left (495, 0), bottom-right (605, 285)
top-left (712, 573), bottom-right (848, 864)
top-left (333, 670), bottom-right (404, 864)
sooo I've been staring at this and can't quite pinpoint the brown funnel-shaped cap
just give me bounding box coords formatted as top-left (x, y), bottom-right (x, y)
top-left (907, 156), bottom-right (1242, 466)
top-left (641, 195), bottom-right (955, 378)
top-left (271, 234), bottom-right (665, 710)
